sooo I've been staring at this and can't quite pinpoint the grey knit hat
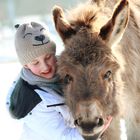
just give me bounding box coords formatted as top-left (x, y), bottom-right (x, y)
top-left (15, 22), bottom-right (56, 65)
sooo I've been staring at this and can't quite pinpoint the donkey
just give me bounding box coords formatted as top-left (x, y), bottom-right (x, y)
top-left (52, 0), bottom-right (140, 139)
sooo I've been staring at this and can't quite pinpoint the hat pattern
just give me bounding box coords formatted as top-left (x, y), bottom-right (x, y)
top-left (15, 22), bottom-right (56, 65)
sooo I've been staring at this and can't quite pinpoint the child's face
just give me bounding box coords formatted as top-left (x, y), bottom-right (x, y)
top-left (25, 53), bottom-right (57, 79)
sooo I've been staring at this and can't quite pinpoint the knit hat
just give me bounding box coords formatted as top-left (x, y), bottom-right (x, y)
top-left (15, 22), bottom-right (56, 65)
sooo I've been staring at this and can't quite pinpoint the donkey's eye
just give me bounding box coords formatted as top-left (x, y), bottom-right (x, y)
top-left (64, 74), bottom-right (73, 84)
top-left (104, 70), bottom-right (112, 80)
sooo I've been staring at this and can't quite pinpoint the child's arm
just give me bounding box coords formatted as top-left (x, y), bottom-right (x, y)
top-left (22, 89), bottom-right (84, 140)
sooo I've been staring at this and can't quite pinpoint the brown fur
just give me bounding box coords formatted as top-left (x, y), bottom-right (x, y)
top-left (53, 0), bottom-right (140, 139)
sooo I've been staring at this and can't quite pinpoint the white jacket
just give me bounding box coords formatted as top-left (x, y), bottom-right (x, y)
top-left (7, 81), bottom-right (84, 140)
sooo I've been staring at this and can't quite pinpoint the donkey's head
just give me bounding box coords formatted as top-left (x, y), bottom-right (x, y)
top-left (53, 0), bottom-right (129, 139)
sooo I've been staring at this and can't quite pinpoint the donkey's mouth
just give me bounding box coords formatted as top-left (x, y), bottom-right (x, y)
top-left (83, 134), bottom-right (101, 140)
top-left (77, 116), bottom-right (112, 139)
top-left (79, 124), bottom-right (104, 138)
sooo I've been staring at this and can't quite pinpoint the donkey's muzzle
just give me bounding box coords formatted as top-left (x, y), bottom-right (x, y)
top-left (74, 117), bottom-right (104, 136)
top-left (74, 101), bottom-right (105, 136)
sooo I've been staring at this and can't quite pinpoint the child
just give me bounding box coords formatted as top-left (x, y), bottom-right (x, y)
top-left (6, 22), bottom-right (84, 140)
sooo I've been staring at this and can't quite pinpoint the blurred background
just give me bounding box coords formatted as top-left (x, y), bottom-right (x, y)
top-left (0, 0), bottom-right (127, 140)
top-left (0, 0), bottom-right (86, 62)
top-left (0, 0), bottom-right (86, 140)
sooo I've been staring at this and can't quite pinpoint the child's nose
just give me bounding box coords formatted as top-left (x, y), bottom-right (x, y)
top-left (41, 63), bottom-right (49, 72)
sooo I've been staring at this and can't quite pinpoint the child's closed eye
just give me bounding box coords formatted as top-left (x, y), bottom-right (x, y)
top-left (31, 61), bottom-right (39, 65)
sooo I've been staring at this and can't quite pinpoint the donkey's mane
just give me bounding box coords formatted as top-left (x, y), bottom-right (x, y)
top-left (61, 4), bottom-right (113, 66)
top-left (67, 4), bottom-right (99, 28)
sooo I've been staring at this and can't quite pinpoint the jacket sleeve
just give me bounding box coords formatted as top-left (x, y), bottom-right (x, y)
top-left (22, 89), bottom-right (84, 140)
top-left (6, 76), bottom-right (19, 110)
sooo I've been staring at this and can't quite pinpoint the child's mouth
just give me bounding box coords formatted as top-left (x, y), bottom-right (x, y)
top-left (43, 67), bottom-right (52, 75)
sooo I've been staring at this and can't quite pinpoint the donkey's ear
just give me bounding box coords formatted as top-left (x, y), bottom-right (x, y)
top-left (99, 0), bottom-right (129, 47)
top-left (52, 6), bottom-right (75, 42)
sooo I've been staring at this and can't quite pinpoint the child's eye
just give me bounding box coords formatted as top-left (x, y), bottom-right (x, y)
top-left (31, 61), bottom-right (39, 65)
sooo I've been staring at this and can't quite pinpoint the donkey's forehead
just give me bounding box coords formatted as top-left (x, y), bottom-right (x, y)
top-left (66, 27), bottom-right (107, 49)
top-left (64, 31), bottom-right (111, 66)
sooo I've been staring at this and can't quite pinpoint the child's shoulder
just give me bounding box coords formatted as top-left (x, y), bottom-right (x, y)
top-left (7, 77), bottom-right (42, 119)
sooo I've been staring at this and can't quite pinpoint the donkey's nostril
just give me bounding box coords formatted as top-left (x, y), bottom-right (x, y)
top-left (74, 119), bottom-right (78, 126)
top-left (74, 119), bottom-right (81, 126)
top-left (97, 118), bottom-right (104, 126)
